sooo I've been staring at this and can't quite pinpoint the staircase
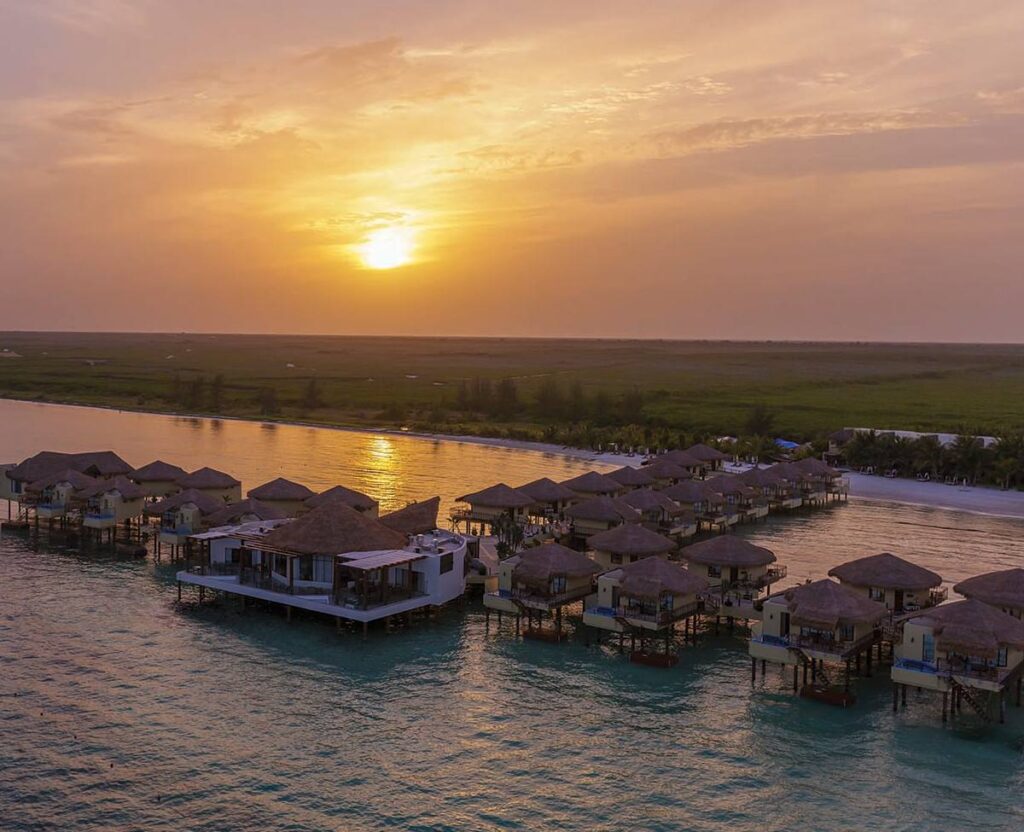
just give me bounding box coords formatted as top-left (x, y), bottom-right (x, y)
top-left (950, 677), bottom-right (991, 722)
top-left (794, 647), bottom-right (832, 686)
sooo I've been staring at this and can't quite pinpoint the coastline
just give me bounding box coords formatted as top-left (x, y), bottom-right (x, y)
top-left (4, 397), bottom-right (1024, 520)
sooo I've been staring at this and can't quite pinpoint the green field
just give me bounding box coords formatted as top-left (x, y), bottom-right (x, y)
top-left (0, 333), bottom-right (1022, 443)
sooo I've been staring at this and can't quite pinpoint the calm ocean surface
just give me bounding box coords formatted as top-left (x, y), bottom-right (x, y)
top-left (1, 400), bottom-right (1022, 831)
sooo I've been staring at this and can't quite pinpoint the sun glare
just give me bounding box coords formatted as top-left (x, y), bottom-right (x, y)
top-left (358, 226), bottom-right (416, 270)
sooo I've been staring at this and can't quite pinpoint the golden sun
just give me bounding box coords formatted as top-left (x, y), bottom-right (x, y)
top-left (358, 226), bottom-right (416, 269)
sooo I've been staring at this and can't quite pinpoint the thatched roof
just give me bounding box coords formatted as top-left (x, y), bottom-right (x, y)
top-left (177, 467), bottom-right (240, 489)
top-left (618, 557), bottom-right (709, 600)
top-left (9, 450), bottom-right (131, 482)
top-left (620, 488), bottom-right (684, 515)
top-left (130, 460), bottom-right (187, 483)
top-left (517, 477), bottom-right (577, 504)
top-left (792, 457), bottom-right (840, 478)
top-left (706, 478), bottom-right (755, 499)
top-left (26, 468), bottom-right (98, 494)
top-left (779, 579), bottom-right (887, 629)
top-left (564, 495), bottom-right (640, 524)
top-left (380, 497), bottom-right (441, 535)
top-left (206, 498), bottom-right (289, 527)
top-left (148, 488), bottom-right (224, 516)
top-left (681, 536), bottom-right (776, 568)
top-left (512, 542), bottom-right (600, 590)
top-left (260, 501), bottom-right (406, 556)
top-left (662, 480), bottom-right (723, 506)
top-left (658, 450), bottom-right (704, 469)
top-left (641, 459), bottom-right (692, 482)
top-left (561, 470), bottom-right (624, 495)
top-left (248, 477), bottom-right (316, 502)
top-left (828, 553), bottom-right (942, 591)
top-left (767, 463), bottom-right (807, 483)
top-left (588, 523), bottom-right (676, 557)
top-left (306, 484), bottom-right (379, 513)
top-left (685, 443), bottom-right (730, 463)
top-left (910, 599), bottom-right (1024, 659)
top-left (736, 468), bottom-right (782, 489)
top-left (457, 482), bottom-right (533, 509)
top-left (79, 475), bottom-right (145, 501)
top-left (607, 466), bottom-right (655, 488)
top-left (953, 568), bottom-right (1024, 610)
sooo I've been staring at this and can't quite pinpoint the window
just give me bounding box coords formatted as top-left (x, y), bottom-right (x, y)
top-left (300, 558), bottom-right (314, 581)
top-left (660, 594), bottom-right (673, 611)
top-left (838, 624), bottom-right (855, 642)
top-left (440, 553), bottom-right (453, 574)
top-left (611, 553), bottom-right (623, 565)
top-left (997, 647), bottom-right (1008, 667)
top-left (868, 586), bottom-right (885, 602)
top-left (707, 565), bottom-right (721, 578)
top-left (550, 575), bottom-right (567, 594)
top-left (922, 633), bottom-right (935, 663)
top-left (228, 547), bottom-right (241, 565)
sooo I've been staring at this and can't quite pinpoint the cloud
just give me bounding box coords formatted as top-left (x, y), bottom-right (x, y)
top-left (296, 37), bottom-right (407, 86)
top-left (5, 0), bottom-right (147, 32)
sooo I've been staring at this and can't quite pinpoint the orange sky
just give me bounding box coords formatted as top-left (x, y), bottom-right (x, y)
top-left (1, 1), bottom-right (1023, 341)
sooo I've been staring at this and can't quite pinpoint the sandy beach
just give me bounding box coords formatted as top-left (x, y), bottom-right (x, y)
top-left (844, 472), bottom-right (1024, 519)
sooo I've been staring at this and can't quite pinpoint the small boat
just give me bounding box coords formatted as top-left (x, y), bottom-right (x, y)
top-left (629, 650), bottom-right (678, 668)
top-left (0, 519), bottom-right (30, 532)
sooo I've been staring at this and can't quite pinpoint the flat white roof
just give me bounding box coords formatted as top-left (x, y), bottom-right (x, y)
top-left (191, 518), bottom-right (290, 540)
top-left (340, 550), bottom-right (426, 571)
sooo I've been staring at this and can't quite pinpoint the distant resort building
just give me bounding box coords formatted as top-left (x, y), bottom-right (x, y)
top-left (953, 569), bottom-right (1024, 620)
top-left (586, 523), bottom-right (675, 570)
top-left (681, 536), bottom-right (785, 621)
top-left (828, 553), bottom-right (945, 614)
top-left (306, 484), bottom-right (379, 516)
top-left (247, 477), bottom-right (316, 516)
top-left (564, 495), bottom-right (640, 539)
top-left (130, 460), bottom-right (187, 498)
top-left (451, 483), bottom-right (533, 534)
top-left (149, 488), bottom-right (225, 551)
top-left (618, 488), bottom-right (697, 539)
top-left (79, 475), bottom-right (147, 539)
top-left (516, 477), bottom-right (577, 521)
top-left (176, 467), bottom-right (242, 503)
top-left (560, 470), bottom-right (625, 499)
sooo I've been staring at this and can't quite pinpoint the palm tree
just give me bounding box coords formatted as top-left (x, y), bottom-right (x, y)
top-left (950, 435), bottom-right (987, 484)
top-left (993, 432), bottom-right (1024, 490)
top-left (911, 435), bottom-right (945, 480)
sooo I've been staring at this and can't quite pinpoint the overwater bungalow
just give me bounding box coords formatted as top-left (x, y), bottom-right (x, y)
top-left (583, 556), bottom-right (709, 664)
top-left (205, 498), bottom-right (289, 528)
top-left (953, 569), bottom-right (1024, 620)
top-left (5, 450), bottom-right (131, 502)
top-left (483, 542), bottom-right (601, 640)
top-left (247, 477), bottom-right (316, 516)
top-left (176, 467), bottom-right (242, 503)
top-left (129, 460), bottom-right (187, 499)
top-left (661, 480), bottom-right (727, 531)
top-left (379, 496), bottom-right (442, 536)
top-left (640, 459), bottom-right (692, 488)
top-left (750, 579), bottom-right (888, 699)
top-left (828, 553), bottom-right (945, 614)
top-left (587, 522), bottom-right (676, 570)
top-left (560, 470), bottom-right (626, 499)
top-left (680, 536), bottom-right (786, 621)
top-left (149, 488), bottom-right (225, 551)
top-left (564, 495), bottom-right (640, 539)
top-left (892, 600), bottom-right (1024, 723)
top-left (306, 484), bottom-right (380, 516)
top-left (180, 500), bottom-right (468, 633)
top-left (516, 477), bottom-right (577, 521)
top-left (685, 443), bottom-right (731, 471)
top-left (22, 468), bottom-right (98, 523)
top-left (607, 465), bottom-right (656, 489)
top-left (771, 462), bottom-right (827, 507)
top-left (619, 488), bottom-right (697, 539)
top-left (451, 482), bottom-right (532, 533)
top-left (657, 450), bottom-right (706, 478)
top-left (750, 466), bottom-right (802, 510)
top-left (791, 457), bottom-right (848, 502)
top-left (79, 475), bottom-right (147, 538)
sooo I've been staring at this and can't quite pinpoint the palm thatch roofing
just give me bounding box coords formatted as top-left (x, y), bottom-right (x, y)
top-left (735, 468), bottom-right (783, 489)
top-left (778, 579), bottom-right (887, 629)
top-left (828, 553), bottom-right (942, 591)
top-left (607, 466), bottom-right (656, 487)
top-left (306, 484), bottom-right (379, 513)
top-left (130, 460), bottom-right (187, 483)
top-left (561, 470), bottom-right (624, 495)
top-left (517, 477), bottom-right (577, 504)
top-left (706, 478), bottom-right (755, 498)
top-left (456, 482), bottom-right (533, 509)
top-left (564, 495), bottom-right (640, 524)
top-left (260, 501), bottom-right (406, 556)
top-left (588, 523), bottom-right (676, 557)
top-left (792, 457), bottom-right (841, 478)
top-left (909, 599), bottom-right (1024, 659)
top-left (147, 488), bottom-right (224, 516)
top-left (658, 450), bottom-right (705, 469)
top-left (953, 568), bottom-right (1024, 610)
top-left (26, 468), bottom-right (98, 493)
top-left (9, 450), bottom-right (131, 482)
top-left (641, 459), bottom-right (693, 482)
top-left (247, 477), bottom-right (316, 502)
top-left (512, 542), bottom-right (601, 590)
top-left (79, 475), bottom-right (145, 501)
top-left (767, 463), bottom-right (807, 483)
top-left (617, 557), bottom-right (709, 600)
top-left (177, 467), bottom-right (240, 489)
top-left (380, 497), bottom-right (441, 535)
top-left (620, 488), bottom-right (684, 515)
top-left (662, 480), bottom-right (723, 506)
top-left (681, 536), bottom-right (776, 567)
top-left (685, 443), bottom-right (730, 463)
top-left (206, 498), bottom-right (289, 527)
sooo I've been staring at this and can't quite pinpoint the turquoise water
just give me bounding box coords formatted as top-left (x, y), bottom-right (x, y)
top-left (1, 400), bottom-right (1023, 830)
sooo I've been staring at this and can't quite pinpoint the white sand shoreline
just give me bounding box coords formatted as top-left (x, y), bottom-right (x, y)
top-left (3, 398), bottom-right (1023, 520)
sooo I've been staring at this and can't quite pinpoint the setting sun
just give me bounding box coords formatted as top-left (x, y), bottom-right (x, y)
top-left (358, 226), bottom-right (416, 270)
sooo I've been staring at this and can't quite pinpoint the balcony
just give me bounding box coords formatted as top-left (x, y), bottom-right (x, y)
top-left (790, 630), bottom-right (878, 658)
top-left (507, 585), bottom-right (591, 609)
